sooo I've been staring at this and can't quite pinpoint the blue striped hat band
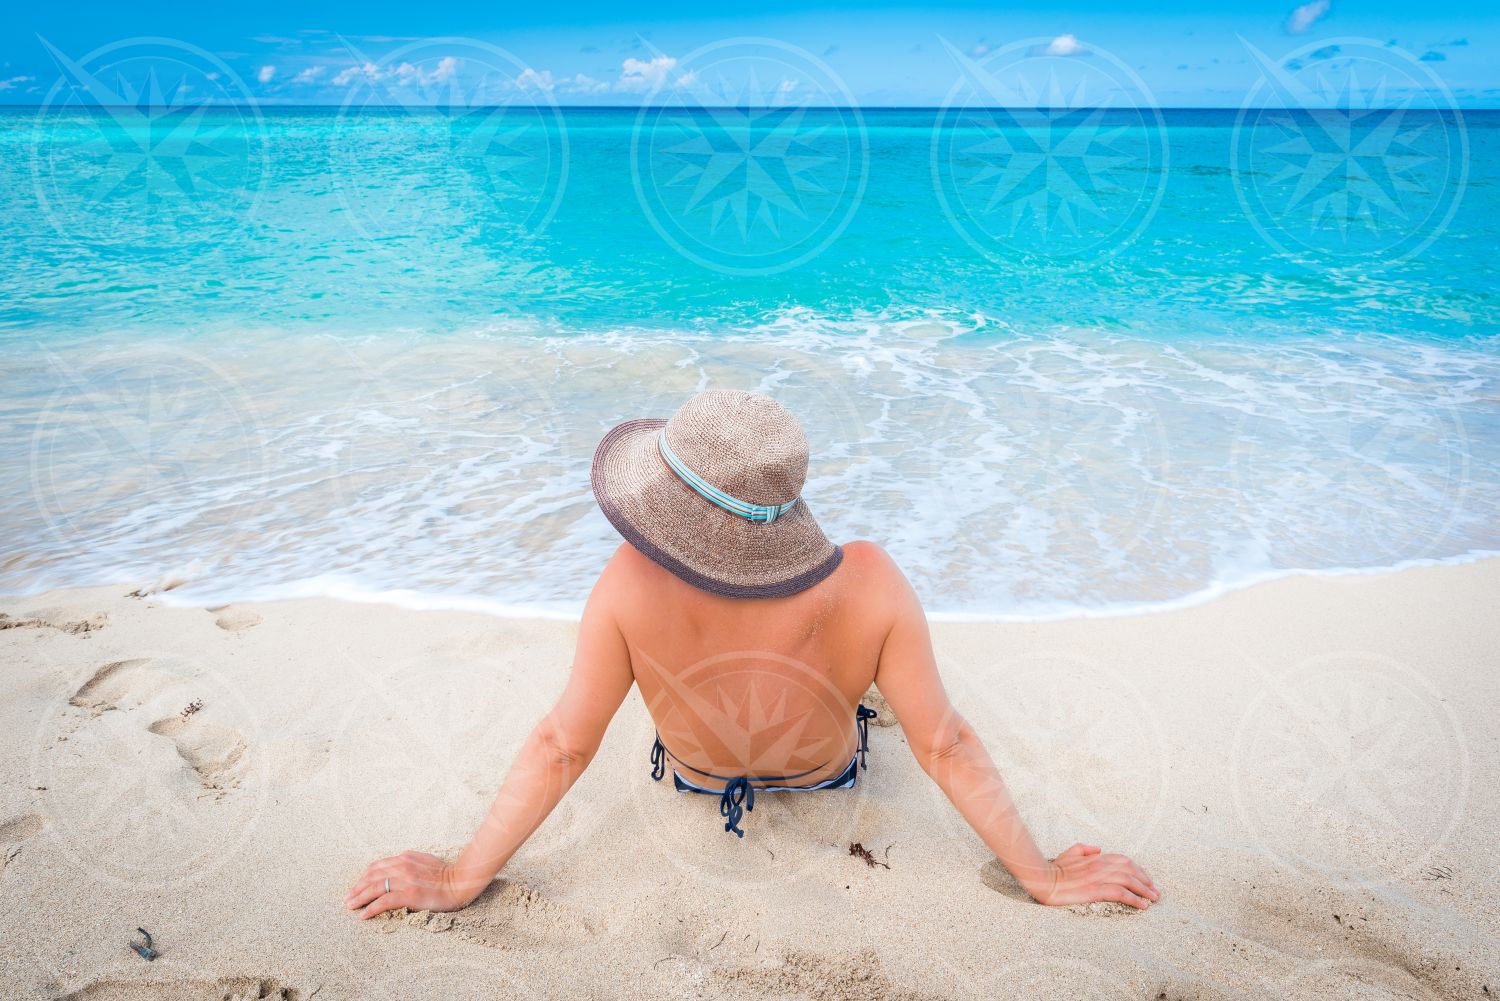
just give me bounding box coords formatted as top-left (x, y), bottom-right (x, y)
top-left (658, 432), bottom-right (799, 525)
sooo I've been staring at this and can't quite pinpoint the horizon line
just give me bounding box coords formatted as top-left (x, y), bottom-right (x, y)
top-left (0, 102), bottom-right (1492, 112)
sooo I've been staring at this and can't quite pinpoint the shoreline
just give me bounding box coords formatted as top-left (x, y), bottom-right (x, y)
top-left (6, 545), bottom-right (1494, 627)
top-left (2, 556), bottom-right (1498, 999)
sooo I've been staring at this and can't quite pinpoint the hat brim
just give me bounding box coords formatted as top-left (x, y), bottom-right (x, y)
top-left (590, 418), bottom-right (842, 599)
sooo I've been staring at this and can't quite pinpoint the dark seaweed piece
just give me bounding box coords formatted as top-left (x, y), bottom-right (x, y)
top-left (848, 842), bottom-right (890, 869)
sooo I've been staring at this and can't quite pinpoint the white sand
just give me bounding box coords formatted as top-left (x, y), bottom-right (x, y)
top-left (2, 560), bottom-right (1497, 1000)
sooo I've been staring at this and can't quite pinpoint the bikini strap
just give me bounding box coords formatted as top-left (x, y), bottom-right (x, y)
top-left (720, 776), bottom-right (755, 838)
top-left (856, 704), bottom-right (878, 770)
top-left (650, 734), bottom-right (666, 782)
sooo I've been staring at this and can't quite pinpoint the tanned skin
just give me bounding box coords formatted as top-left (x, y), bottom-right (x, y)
top-left (345, 541), bottom-right (1160, 917)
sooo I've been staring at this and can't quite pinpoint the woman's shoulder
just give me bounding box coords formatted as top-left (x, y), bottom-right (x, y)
top-left (839, 540), bottom-right (924, 600)
top-left (839, 539), bottom-right (898, 573)
top-left (832, 541), bottom-right (915, 604)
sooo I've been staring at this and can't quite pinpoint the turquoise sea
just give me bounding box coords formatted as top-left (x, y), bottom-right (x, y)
top-left (2, 104), bottom-right (1497, 617)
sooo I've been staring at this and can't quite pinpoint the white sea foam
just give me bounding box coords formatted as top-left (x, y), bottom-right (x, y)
top-left (148, 547), bottom-right (1500, 625)
top-left (2, 309), bottom-right (1497, 620)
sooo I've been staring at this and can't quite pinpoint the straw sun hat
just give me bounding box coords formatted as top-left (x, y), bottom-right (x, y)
top-left (590, 390), bottom-right (842, 598)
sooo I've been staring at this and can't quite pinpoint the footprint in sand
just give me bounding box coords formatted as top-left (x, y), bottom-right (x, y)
top-left (0, 607), bottom-right (107, 635)
top-left (0, 813), bottom-right (46, 877)
top-left (398, 879), bottom-right (594, 948)
top-left (148, 715), bottom-right (249, 793)
top-left (210, 606), bottom-right (262, 632)
top-left (64, 658), bottom-right (252, 795)
top-left (57, 976), bottom-right (302, 1000)
top-left (68, 659), bottom-right (166, 713)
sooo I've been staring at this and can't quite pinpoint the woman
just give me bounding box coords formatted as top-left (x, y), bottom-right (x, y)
top-left (345, 390), bottom-right (1159, 916)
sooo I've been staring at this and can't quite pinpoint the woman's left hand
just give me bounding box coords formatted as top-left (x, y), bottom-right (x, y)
top-left (344, 851), bottom-right (480, 919)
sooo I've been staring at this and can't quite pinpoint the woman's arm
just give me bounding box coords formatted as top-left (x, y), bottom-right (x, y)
top-left (868, 547), bottom-right (1159, 909)
top-left (345, 564), bottom-right (635, 918)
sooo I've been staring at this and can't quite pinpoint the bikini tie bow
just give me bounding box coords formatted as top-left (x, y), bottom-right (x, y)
top-left (719, 776), bottom-right (755, 838)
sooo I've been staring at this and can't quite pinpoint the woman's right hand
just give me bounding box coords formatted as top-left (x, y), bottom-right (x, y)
top-left (1030, 843), bottom-right (1160, 909)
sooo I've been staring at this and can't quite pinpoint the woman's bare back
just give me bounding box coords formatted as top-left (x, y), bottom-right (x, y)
top-left (346, 539), bottom-right (1160, 917)
top-left (610, 541), bottom-right (892, 791)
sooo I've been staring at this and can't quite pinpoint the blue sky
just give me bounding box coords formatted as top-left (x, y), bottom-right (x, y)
top-left (2, 1), bottom-right (1496, 107)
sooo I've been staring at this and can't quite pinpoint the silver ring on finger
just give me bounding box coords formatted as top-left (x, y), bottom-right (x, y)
top-left (385, 877), bottom-right (391, 894)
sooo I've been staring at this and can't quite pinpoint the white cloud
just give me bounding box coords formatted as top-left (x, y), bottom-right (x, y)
top-left (332, 62), bottom-right (377, 86)
top-left (257, 65), bottom-right (276, 84)
top-left (516, 67), bottom-right (556, 92)
top-left (1046, 34), bottom-right (1087, 56)
top-left (618, 55), bottom-right (682, 92)
top-left (0, 75), bottom-right (34, 91)
top-left (331, 57), bottom-right (458, 88)
top-left (333, 63), bottom-right (369, 86)
top-left (564, 73), bottom-right (609, 95)
top-left (292, 66), bottom-right (326, 84)
top-left (505, 69), bottom-right (611, 96)
top-left (1285, 0), bottom-right (1330, 35)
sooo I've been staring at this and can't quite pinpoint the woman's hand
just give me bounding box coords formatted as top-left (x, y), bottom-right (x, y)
top-left (344, 851), bottom-right (483, 919)
top-left (1029, 843), bottom-right (1160, 910)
